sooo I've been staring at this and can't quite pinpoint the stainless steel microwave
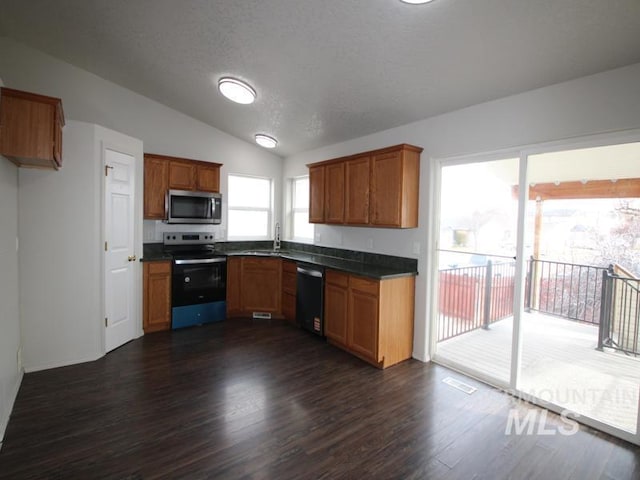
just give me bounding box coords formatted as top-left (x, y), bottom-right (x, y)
top-left (166, 189), bottom-right (222, 224)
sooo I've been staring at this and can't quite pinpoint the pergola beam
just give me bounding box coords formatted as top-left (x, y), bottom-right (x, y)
top-left (514, 178), bottom-right (640, 201)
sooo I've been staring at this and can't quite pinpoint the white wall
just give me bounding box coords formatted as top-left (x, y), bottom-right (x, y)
top-left (0, 37), bottom-right (284, 243)
top-left (284, 62), bottom-right (640, 362)
top-left (18, 122), bottom-right (103, 371)
top-left (0, 155), bottom-right (22, 444)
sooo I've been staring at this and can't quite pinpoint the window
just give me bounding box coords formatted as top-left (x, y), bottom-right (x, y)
top-left (227, 174), bottom-right (273, 239)
top-left (291, 176), bottom-right (314, 241)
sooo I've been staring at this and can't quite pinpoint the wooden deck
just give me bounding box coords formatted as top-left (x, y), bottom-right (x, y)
top-left (437, 312), bottom-right (640, 434)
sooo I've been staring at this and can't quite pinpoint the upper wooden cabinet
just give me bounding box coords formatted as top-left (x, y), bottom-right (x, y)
top-left (309, 165), bottom-right (325, 223)
top-left (144, 156), bottom-right (169, 220)
top-left (345, 155), bottom-right (370, 225)
top-left (144, 153), bottom-right (222, 219)
top-left (325, 162), bottom-right (345, 224)
top-left (168, 160), bottom-right (196, 190)
top-left (307, 144), bottom-right (422, 228)
top-left (0, 87), bottom-right (65, 170)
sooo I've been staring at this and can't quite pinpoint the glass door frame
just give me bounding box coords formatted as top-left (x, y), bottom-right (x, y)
top-left (428, 129), bottom-right (640, 446)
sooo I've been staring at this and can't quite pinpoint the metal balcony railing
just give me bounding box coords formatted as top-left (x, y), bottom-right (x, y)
top-left (598, 266), bottom-right (640, 356)
top-left (525, 258), bottom-right (605, 325)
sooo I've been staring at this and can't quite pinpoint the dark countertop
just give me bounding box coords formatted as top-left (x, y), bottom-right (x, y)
top-left (142, 244), bottom-right (417, 280)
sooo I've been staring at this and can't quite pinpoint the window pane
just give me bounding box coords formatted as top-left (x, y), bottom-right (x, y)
top-left (228, 210), bottom-right (269, 238)
top-left (293, 177), bottom-right (309, 209)
top-left (293, 211), bottom-right (314, 239)
top-left (229, 175), bottom-right (271, 208)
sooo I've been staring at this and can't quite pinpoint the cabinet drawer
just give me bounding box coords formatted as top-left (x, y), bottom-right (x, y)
top-left (147, 261), bottom-right (171, 274)
top-left (349, 275), bottom-right (379, 296)
top-left (326, 269), bottom-right (349, 288)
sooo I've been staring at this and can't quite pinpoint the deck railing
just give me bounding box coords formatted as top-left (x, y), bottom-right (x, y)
top-left (438, 260), bottom-right (515, 341)
top-left (598, 266), bottom-right (640, 356)
top-left (525, 258), bottom-right (605, 325)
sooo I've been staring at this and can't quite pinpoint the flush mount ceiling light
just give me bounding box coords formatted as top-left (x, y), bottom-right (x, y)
top-left (255, 134), bottom-right (278, 149)
top-left (217, 77), bottom-right (256, 104)
top-left (400, 0), bottom-right (435, 3)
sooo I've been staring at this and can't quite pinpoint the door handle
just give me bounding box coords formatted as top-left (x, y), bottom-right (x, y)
top-left (128, 255), bottom-right (137, 262)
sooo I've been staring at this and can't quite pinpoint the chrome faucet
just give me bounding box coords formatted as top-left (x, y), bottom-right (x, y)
top-left (273, 222), bottom-right (281, 252)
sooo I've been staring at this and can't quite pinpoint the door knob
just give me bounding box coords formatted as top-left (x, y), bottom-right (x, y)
top-left (128, 255), bottom-right (137, 262)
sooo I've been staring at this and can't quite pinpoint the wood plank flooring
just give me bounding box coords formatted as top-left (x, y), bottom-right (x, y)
top-left (0, 319), bottom-right (638, 479)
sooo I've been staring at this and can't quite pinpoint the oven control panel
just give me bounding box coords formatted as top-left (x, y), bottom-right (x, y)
top-left (163, 232), bottom-right (215, 246)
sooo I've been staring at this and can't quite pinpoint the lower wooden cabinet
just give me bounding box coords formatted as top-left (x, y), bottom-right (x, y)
top-left (324, 269), bottom-right (415, 368)
top-left (143, 261), bottom-right (172, 333)
top-left (227, 257), bottom-right (283, 318)
top-left (282, 260), bottom-right (297, 323)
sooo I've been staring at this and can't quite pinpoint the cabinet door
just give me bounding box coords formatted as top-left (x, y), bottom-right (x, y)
top-left (345, 155), bottom-right (370, 224)
top-left (325, 281), bottom-right (349, 345)
top-left (169, 160), bottom-right (195, 190)
top-left (196, 163), bottom-right (220, 192)
top-left (370, 150), bottom-right (402, 226)
top-left (241, 257), bottom-right (282, 314)
top-left (348, 277), bottom-right (380, 362)
top-left (309, 165), bottom-right (325, 223)
top-left (144, 155), bottom-right (169, 219)
top-left (143, 262), bottom-right (171, 333)
top-left (226, 257), bottom-right (242, 317)
top-left (325, 162), bottom-right (345, 224)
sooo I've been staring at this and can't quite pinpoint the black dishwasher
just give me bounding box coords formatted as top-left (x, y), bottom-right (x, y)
top-left (296, 263), bottom-right (324, 336)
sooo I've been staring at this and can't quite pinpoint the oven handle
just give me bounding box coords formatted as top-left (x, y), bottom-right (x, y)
top-left (174, 258), bottom-right (227, 265)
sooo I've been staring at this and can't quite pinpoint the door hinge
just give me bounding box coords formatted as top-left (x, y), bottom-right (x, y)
top-left (105, 317), bottom-right (108, 327)
top-left (105, 165), bottom-right (114, 176)
top-left (105, 241), bottom-right (108, 251)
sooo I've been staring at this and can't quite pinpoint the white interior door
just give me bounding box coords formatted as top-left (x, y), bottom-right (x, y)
top-left (105, 147), bottom-right (136, 352)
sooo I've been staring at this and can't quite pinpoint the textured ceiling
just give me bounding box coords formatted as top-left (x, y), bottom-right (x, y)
top-left (1, 0), bottom-right (640, 157)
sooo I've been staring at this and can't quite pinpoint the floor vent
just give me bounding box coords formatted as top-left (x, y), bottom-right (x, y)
top-left (252, 312), bottom-right (272, 319)
top-left (443, 376), bottom-right (477, 395)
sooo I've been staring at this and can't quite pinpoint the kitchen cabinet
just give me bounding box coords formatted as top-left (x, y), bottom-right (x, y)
top-left (282, 260), bottom-right (297, 323)
top-left (324, 270), bottom-right (349, 345)
top-left (242, 257), bottom-right (282, 314)
top-left (345, 155), bottom-right (370, 225)
top-left (370, 146), bottom-right (421, 227)
top-left (307, 144), bottom-right (422, 228)
top-left (309, 165), bottom-right (325, 223)
top-left (168, 160), bottom-right (196, 190)
top-left (226, 257), bottom-right (242, 317)
top-left (325, 161), bottom-right (345, 224)
top-left (143, 153), bottom-right (222, 219)
top-left (143, 261), bottom-right (172, 333)
top-left (144, 155), bottom-right (169, 220)
top-left (227, 257), bottom-right (283, 318)
top-left (0, 87), bottom-right (65, 169)
top-left (324, 269), bottom-right (415, 368)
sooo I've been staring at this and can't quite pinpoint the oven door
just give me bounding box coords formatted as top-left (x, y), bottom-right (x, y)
top-left (172, 257), bottom-right (227, 307)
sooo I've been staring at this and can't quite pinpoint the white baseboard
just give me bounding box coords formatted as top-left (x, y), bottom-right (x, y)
top-left (23, 354), bottom-right (103, 373)
top-left (0, 369), bottom-right (24, 448)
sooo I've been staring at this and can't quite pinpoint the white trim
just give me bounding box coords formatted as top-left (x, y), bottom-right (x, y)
top-left (23, 355), bottom-right (103, 373)
top-left (0, 370), bottom-right (23, 445)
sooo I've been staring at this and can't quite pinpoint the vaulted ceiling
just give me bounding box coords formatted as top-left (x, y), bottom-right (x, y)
top-left (1, 0), bottom-right (639, 157)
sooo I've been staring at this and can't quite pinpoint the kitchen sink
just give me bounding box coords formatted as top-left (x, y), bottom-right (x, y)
top-left (241, 250), bottom-right (281, 257)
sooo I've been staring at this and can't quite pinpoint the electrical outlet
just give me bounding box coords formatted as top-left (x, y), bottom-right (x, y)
top-left (367, 238), bottom-right (374, 249)
top-left (315, 232), bottom-right (322, 243)
top-left (413, 241), bottom-right (421, 255)
top-left (16, 346), bottom-right (22, 374)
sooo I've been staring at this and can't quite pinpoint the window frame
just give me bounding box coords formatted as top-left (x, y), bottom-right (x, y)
top-left (290, 175), bottom-right (314, 243)
top-left (227, 173), bottom-right (274, 241)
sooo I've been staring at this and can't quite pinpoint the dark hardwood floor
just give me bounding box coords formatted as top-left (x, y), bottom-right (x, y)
top-left (0, 319), bottom-right (638, 479)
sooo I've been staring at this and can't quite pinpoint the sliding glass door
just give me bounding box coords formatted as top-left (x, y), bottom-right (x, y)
top-left (432, 139), bottom-right (640, 446)
top-left (434, 157), bottom-right (520, 386)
